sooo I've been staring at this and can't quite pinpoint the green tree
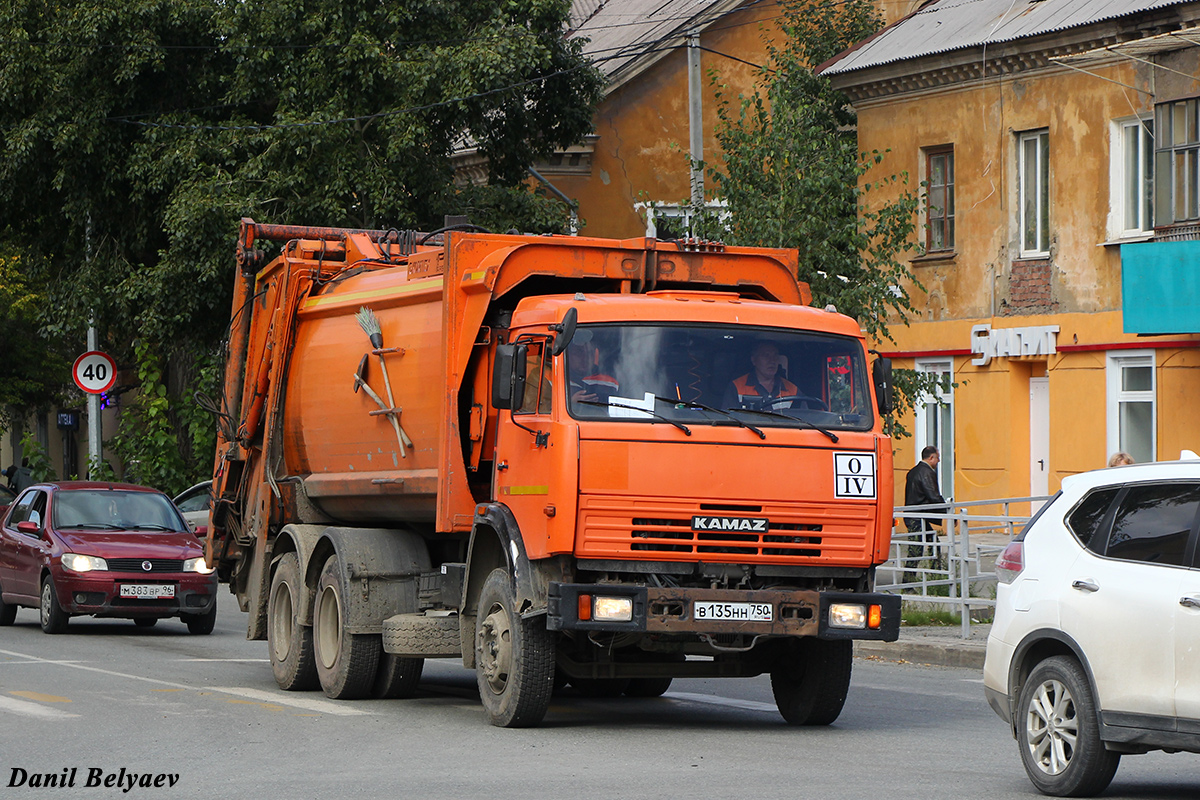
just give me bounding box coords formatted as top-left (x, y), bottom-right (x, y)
top-left (699, 0), bottom-right (939, 432)
top-left (0, 0), bottom-right (602, 484)
top-left (0, 248), bottom-right (72, 431)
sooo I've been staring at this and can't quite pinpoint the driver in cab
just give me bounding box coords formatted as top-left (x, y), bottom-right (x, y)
top-left (722, 340), bottom-right (802, 412)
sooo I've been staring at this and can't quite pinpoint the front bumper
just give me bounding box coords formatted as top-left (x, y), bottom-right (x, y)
top-left (547, 583), bottom-right (900, 641)
top-left (55, 571), bottom-right (218, 618)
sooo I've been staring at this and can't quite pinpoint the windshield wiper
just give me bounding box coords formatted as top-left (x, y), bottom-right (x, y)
top-left (577, 400), bottom-right (692, 436)
top-left (731, 407), bottom-right (839, 443)
top-left (69, 523), bottom-right (123, 530)
top-left (126, 524), bottom-right (175, 531)
top-left (656, 396), bottom-right (765, 440)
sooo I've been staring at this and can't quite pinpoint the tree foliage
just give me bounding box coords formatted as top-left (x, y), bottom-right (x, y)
top-left (699, 0), bottom-right (919, 342)
top-left (0, 0), bottom-right (602, 485)
top-left (0, 249), bottom-right (72, 429)
top-left (697, 0), bottom-right (941, 433)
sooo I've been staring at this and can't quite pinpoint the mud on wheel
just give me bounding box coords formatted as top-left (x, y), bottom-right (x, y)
top-left (268, 552), bottom-right (318, 690)
top-left (312, 555), bottom-right (380, 699)
top-left (474, 568), bottom-right (554, 727)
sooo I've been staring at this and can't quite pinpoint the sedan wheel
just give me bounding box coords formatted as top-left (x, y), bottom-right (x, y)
top-left (1017, 656), bottom-right (1119, 797)
top-left (40, 577), bottom-right (69, 634)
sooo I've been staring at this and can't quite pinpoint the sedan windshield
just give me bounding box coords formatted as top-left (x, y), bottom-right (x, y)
top-left (53, 490), bottom-right (186, 531)
top-left (565, 324), bottom-right (874, 431)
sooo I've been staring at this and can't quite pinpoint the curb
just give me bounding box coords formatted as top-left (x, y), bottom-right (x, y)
top-left (854, 639), bottom-right (985, 670)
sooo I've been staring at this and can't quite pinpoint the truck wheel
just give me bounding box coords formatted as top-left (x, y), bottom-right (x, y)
top-left (313, 555), bottom-right (380, 699)
top-left (1017, 656), bottom-right (1120, 797)
top-left (268, 552), bottom-right (318, 690)
top-left (770, 638), bottom-right (853, 725)
top-left (475, 568), bottom-right (554, 727)
top-left (40, 576), bottom-right (69, 634)
top-left (373, 653), bottom-right (425, 699)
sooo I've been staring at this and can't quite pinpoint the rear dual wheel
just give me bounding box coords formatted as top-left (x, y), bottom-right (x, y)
top-left (312, 555), bottom-right (380, 699)
top-left (268, 552), bottom-right (318, 691)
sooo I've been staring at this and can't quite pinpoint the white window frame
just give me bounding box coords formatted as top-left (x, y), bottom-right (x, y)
top-left (1106, 350), bottom-right (1156, 463)
top-left (1018, 129), bottom-right (1050, 257)
top-left (914, 358), bottom-right (954, 501)
top-left (635, 200), bottom-right (729, 239)
top-left (1108, 116), bottom-right (1155, 239)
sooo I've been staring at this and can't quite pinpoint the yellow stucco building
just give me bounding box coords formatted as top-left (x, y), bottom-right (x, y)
top-left (820, 0), bottom-right (1200, 506)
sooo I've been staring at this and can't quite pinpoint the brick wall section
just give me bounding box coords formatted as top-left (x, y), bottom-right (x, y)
top-left (1004, 258), bottom-right (1059, 315)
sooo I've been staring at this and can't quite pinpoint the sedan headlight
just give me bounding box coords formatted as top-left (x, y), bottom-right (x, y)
top-left (183, 557), bottom-right (215, 574)
top-left (62, 554), bottom-right (108, 573)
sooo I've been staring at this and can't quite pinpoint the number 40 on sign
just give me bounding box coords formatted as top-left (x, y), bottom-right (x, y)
top-left (73, 351), bottom-right (117, 395)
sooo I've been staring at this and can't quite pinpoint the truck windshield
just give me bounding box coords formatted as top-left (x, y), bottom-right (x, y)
top-left (565, 324), bottom-right (874, 431)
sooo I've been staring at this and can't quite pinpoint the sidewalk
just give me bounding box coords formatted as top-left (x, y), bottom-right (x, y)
top-left (854, 623), bottom-right (990, 669)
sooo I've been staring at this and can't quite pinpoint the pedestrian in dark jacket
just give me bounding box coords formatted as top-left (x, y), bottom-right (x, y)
top-left (904, 445), bottom-right (947, 580)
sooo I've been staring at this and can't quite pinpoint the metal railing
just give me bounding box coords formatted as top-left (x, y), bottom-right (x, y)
top-left (880, 496), bottom-right (1050, 638)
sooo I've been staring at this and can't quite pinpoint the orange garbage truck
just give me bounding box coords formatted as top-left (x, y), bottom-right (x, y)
top-left (207, 218), bottom-right (901, 727)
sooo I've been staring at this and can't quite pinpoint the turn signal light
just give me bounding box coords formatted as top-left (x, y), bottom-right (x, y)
top-left (578, 594), bottom-right (593, 621)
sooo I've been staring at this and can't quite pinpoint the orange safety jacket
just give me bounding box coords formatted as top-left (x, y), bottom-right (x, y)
top-left (727, 373), bottom-right (800, 410)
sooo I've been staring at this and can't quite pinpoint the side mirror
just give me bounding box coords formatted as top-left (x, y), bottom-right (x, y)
top-left (873, 357), bottom-right (894, 416)
top-left (16, 520), bottom-right (40, 536)
top-left (550, 307), bottom-right (578, 356)
top-left (491, 343), bottom-right (528, 410)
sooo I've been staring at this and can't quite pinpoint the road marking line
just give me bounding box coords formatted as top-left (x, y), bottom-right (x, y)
top-left (178, 658), bottom-right (270, 662)
top-left (0, 648), bottom-right (369, 716)
top-left (10, 690), bottom-right (71, 703)
top-left (209, 687), bottom-right (369, 716)
top-left (0, 695), bottom-right (79, 719)
top-left (665, 692), bottom-right (778, 713)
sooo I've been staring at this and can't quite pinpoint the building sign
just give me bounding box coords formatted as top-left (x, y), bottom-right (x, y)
top-left (970, 324), bottom-right (1059, 366)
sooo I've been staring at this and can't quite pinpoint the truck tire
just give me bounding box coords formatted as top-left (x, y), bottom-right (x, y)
top-left (373, 653), bottom-right (424, 699)
top-left (268, 552), bottom-right (319, 691)
top-left (624, 677), bottom-right (673, 698)
top-left (571, 677), bottom-right (631, 697)
top-left (312, 555), bottom-right (380, 699)
top-left (475, 568), bottom-right (554, 727)
top-left (770, 638), bottom-right (853, 726)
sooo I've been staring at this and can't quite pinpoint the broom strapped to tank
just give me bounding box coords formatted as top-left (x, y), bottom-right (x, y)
top-left (354, 307), bottom-right (413, 457)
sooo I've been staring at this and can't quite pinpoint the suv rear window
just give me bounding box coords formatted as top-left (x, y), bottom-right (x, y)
top-left (1105, 482), bottom-right (1200, 566)
top-left (1067, 488), bottom-right (1120, 552)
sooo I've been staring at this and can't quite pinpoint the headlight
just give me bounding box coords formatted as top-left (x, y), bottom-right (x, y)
top-left (828, 603), bottom-right (867, 629)
top-left (62, 554), bottom-right (108, 573)
top-left (183, 557), bottom-right (215, 574)
top-left (592, 596), bottom-right (634, 622)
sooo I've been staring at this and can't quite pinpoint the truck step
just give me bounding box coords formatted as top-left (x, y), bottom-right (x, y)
top-left (382, 613), bottom-right (462, 658)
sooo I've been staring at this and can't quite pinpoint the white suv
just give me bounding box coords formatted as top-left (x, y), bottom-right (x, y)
top-left (984, 460), bottom-right (1200, 797)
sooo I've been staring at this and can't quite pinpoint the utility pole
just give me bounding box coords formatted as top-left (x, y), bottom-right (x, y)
top-left (687, 31), bottom-right (704, 218)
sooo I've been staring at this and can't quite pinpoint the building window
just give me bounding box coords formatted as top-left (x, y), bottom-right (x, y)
top-left (1106, 351), bottom-right (1155, 464)
top-left (1018, 130), bottom-right (1050, 256)
top-left (925, 147), bottom-right (955, 252)
top-left (1111, 116), bottom-right (1154, 237)
top-left (914, 358), bottom-right (954, 501)
top-left (1154, 97), bottom-right (1200, 226)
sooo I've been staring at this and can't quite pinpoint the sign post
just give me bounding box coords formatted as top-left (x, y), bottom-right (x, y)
top-left (73, 348), bottom-right (116, 477)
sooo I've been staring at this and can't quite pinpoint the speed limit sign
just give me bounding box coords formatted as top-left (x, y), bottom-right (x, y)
top-left (73, 351), bottom-right (117, 395)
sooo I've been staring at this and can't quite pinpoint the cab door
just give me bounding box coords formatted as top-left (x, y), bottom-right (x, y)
top-left (493, 339), bottom-right (576, 559)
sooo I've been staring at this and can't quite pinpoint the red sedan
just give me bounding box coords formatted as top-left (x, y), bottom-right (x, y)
top-left (0, 481), bottom-right (217, 634)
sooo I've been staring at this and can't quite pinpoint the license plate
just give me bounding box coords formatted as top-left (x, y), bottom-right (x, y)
top-left (119, 584), bottom-right (175, 600)
top-left (693, 601), bottom-right (773, 622)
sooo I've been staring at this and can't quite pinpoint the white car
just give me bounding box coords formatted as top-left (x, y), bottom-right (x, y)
top-left (172, 481), bottom-right (212, 536)
top-left (984, 459), bottom-right (1200, 796)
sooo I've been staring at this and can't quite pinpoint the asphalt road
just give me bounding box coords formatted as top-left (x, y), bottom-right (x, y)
top-left (1, 590), bottom-right (1197, 799)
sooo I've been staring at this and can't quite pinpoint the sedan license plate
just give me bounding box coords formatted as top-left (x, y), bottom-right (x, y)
top-left (119, 584), bottom-right (175, 600)
top-left (693, 601), bottom-right (773, 622)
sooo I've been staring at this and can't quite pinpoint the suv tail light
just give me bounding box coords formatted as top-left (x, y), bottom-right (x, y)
top-left (995, 541), bottom-right (1024, 584)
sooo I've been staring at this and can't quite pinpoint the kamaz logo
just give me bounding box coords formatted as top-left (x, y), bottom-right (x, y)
top-left (691, 516), bottom-right (769, 532)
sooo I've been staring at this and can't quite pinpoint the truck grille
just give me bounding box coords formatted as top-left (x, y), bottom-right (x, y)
top-left (578, 497), bottom-right (875, 564)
